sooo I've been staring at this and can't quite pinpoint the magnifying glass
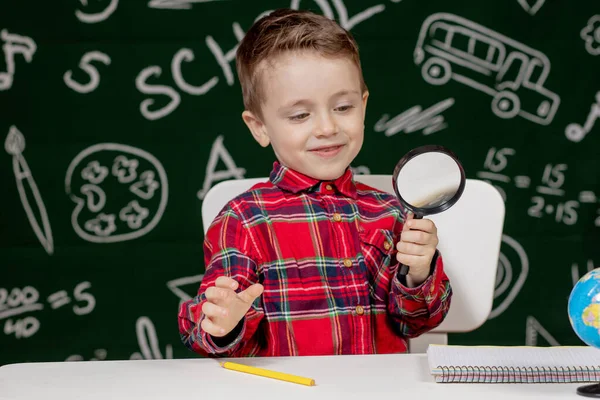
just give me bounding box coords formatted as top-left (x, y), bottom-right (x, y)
top-left (392, 144), bottom-right (466, 276)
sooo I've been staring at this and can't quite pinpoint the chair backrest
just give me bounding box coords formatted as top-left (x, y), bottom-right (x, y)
top-left (201, 176), bottom-right (504, 334)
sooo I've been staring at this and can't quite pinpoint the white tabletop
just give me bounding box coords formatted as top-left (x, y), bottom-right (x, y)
top-left (0, 354), bottom-right (585, 399)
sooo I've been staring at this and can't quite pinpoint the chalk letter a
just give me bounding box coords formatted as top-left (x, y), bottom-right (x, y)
top-left (197, 135), bottom-right (246, 200)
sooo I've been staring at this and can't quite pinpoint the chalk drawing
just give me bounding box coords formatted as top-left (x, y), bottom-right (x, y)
top-left (148, 0), bottom-right (224, 9)
top-left (1, 282), bottom-right (94, 339)
top-left (119, 201), bottom-right (149, 229)
top-left (565, 91), bottom-right (600, 143)
top-left (80, 184), bottom-right (106, 213)
top-left (205, 23), bottom-right (245, 87)
top-left (516, 0), bottom-right (545, 16)
top-left (84, 213), bottom-right (116, 237)
top-left (72, 281), bottom-right (96, 316)
top-left (136, 47), bottom-right (221, 120)
top-left (136, 0), bottom-right (393, 120)
top-left (65, 143), bottom-right (168, 243)
top-left (130, 316), bottom-right (173, 360)
top-left (488, 234), bottom-right (529, 319)
top-left (167, 274), bottom-right (204, 306)
top-left (0, 287), bottom-right (41, 314)
top-left (130, 171), bottom-right (160, 200)
top-left (476, 147), bottom-right (532, 202)
top-left (374, 98), bottom-right (454, 136)
top-left (580, 15), bottom-right (600, 56)
top-left (197, 135), bottom-right (246, 200)
top-left (112, 156), bottom-right (138, 184)
top-left (46, 281), bottom-right (95, 316)
top-left (330, 0), bottom-right (385, 31)
top-left (5, 126), bottom-right (54, 255)
top-left (172, 48), bottom-right (219, 95)
top-left (75, 0), bottom-right (119, 23)
top-left (0, 29), bottom-right (36, 91)
top-left (64, 51), bottom-right (111, 94)
top-left (414, 13), bottom-right (560, 125)
top-left (81, 161), bottom-right (109, 184)
top-left (526, 315), bottom-right (559, 346)
top-left (135, 66), bottom-right (181, 121)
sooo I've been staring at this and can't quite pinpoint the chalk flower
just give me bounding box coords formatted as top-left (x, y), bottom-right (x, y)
top-left (581, 15), bottom-right (600, 56)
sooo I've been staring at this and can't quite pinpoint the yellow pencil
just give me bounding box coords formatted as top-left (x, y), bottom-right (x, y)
top-left (220, 361), bottom-right (316, 386)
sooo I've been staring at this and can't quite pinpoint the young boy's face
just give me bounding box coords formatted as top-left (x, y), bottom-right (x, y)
top-left (243, 51), bottom-right (368, 181)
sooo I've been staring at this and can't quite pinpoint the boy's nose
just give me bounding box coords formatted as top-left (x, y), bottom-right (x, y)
top-left (314, 113), bottom-right (338, 137)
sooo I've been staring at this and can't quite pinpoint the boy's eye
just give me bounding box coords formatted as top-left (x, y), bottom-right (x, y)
top-left (336, 105), bottom-right (354, 112)
top-left (289, 113), bottom-right (309, 121)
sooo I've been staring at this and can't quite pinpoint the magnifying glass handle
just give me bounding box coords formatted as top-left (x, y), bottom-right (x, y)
top-left (398, 213), bottom-right (423, 276)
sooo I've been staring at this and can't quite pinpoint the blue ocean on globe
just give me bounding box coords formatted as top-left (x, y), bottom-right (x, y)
top-left (569, 268), bottom-right (600, 348)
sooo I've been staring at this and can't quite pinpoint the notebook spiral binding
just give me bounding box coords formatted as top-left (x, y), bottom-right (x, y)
top-left (436, 365), bottom-right (600, 383)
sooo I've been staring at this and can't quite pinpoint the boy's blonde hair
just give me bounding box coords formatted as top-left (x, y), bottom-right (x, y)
top-left (236, 8), bottom-right (368, 118)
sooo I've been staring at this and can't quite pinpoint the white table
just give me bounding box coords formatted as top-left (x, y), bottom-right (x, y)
top-left (0, 354), bottom-right (585, 399)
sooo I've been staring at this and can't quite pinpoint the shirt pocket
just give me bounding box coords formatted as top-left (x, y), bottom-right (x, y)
top-left (359, 228), bottom-right (397, 302)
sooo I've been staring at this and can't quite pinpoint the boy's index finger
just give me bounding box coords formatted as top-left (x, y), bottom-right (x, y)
top-left (406, 218), bottom-right (436, 233)
top-left (402, 211), bottom-right (414, 232)
top-left (215, 276), bottom-right (239, 290)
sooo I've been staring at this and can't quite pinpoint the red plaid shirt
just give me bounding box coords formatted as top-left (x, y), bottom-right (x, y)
top-left (178, 162), bottom-right (452, 357)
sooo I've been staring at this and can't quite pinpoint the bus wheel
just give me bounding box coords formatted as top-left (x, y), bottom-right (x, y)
top-left (422, 57), bottom-right (451, 85)
top-left (492, 91), bottom-right (520, 119)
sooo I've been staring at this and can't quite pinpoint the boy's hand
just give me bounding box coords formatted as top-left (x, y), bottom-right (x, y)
top-left (396, 213), bottom-right (439, 286)
top-left (200, 276), bottom-right (264, 337)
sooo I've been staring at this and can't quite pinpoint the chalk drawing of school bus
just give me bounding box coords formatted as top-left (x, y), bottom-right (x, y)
top-left (414, 13), bottom-right (560, 126)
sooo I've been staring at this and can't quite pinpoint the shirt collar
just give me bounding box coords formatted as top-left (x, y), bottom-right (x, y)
top-left (269, 161), bottom-right (358, 199)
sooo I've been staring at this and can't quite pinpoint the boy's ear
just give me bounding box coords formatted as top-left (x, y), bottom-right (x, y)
top-left (242, 110), bottom-right (270, 147)
top-left (361, 91), bottom-right (369, 114)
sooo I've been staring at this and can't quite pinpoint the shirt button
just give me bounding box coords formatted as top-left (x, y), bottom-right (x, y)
top-left (355, 305), bottom-right (365, 315)
top-left (343, 258), bottom-right (353, 268)
top-left (384, 241), bottom-right (392, 251)
top-left (333, 213), bottom-right (342, 222)
top-left (325, 184), bottom-right (333, 191)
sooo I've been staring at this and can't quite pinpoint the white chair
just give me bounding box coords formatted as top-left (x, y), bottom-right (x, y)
top-left (201, 176), bottom-right (505, 353)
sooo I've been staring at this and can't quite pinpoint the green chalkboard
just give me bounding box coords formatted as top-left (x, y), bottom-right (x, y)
top-left (1, 0), bottom-right (599, 364)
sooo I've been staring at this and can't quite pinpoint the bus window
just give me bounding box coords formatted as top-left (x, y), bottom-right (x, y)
top-left (486, 46), bottom-right (500, 65)
top-left (525, 59), bottom-right (546, 85)
top-left (430, 22), bottom-right (450, 44)
top-left (451, 30), bottom-right (471, 53)
top-left (472, 38), bottom-right (490, 61)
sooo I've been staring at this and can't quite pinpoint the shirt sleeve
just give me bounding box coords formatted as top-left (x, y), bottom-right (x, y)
top-left (386, 212), bottom-right (453, 338)
top-left (177, 206), bottom-right (265, 357)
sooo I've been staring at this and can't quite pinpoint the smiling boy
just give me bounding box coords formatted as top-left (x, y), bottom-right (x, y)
top-left (178, 8), bottom-right (452, 357)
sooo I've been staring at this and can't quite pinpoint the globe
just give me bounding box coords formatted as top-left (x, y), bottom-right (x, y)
top-left (569, 268), bottom-right (600, 348)
top-left (568, 267), bottom-right (600, 397)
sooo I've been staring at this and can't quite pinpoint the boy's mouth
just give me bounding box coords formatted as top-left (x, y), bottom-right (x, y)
top-left (308, 144), bottom-right (345, 158)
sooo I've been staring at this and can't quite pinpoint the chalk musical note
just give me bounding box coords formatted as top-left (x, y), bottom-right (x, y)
top-left (5, 126), bottom-right (54, 255)
top-left (565, 91), bottom-right (600, 143)
top-left (0, 29), bottom-right (37, 91)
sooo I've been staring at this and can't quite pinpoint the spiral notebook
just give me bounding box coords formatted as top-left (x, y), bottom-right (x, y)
top-left (427, 344), bottom-right (600, 383)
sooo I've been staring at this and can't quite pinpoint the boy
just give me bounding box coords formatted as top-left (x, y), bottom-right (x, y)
top-left (178, 8), bottom-right (452, 357)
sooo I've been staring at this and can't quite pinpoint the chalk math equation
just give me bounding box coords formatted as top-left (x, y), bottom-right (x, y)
top-left (0, 282), bottom-right (95, 339)
top-left (477, 147), bottom-right (600, 227)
